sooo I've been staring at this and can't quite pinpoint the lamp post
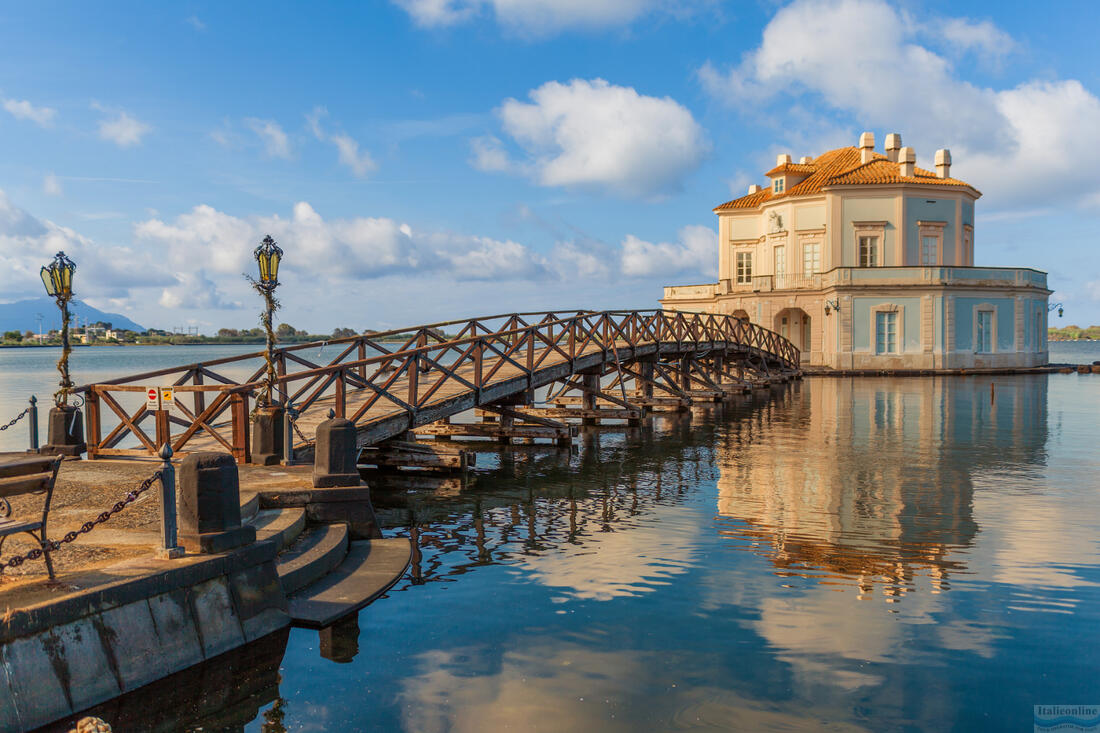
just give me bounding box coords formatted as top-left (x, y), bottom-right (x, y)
top-left (252, 235), bottom-right (282, 407)
top-left (39, 251), bottom-right (85, 456)
top-left (248, 235), bottom-right (285, 465)
top-left (40, 251), bottom-right (76, 406)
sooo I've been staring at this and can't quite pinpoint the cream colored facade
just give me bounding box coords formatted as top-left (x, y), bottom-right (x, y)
top-left (662, 133), bottom-right (1051, 370)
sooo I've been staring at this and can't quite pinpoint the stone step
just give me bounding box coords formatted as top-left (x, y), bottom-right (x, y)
top-left (277, 523), bottom-right (350, 595)
top-left (249, 507), bottom-right (306, 552)
top-left (240, 490), bottom-right (260, 524)
top-left (287, 538), bottom-right (412, 629)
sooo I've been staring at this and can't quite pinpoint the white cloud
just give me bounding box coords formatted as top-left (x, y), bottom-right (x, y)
top-left (620, 224), bottom-right (716, 278)
top-left (0, 189), bottom-right (172, 305)
top-left (469, 135), bottom-right (514, 173)
top-left (95, 107), bottom-right (151, 147)
top-left (306, 107), bottom-right (377, 177)
top-left (698, 0), bottom-right (1100, 208)
top-left (938, 17), bottom-right (1015, 66)
top-left (393, 0), bottom-right (712, 36)
top-left (186, 15), bottom-right (206, 31)
top-left (244, 118), bottom-right (291, 159)
top-left (329, 132), bottom-right (376, 177)
top-left (0, 190), bottom-right (713, 330)
top-left (134, 200), bottom-right (548, 294)
top-left (393, 0), bottom-right (477, 27)
top-left (2, 98), bottom-right (56, 126)
top-left (479, 78), bottom-right (708, 198)
top-left (43, 173), bottom-right (62, 197)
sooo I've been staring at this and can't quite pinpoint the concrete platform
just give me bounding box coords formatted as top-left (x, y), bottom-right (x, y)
top-left (287, 538), bottom-right (411, 628)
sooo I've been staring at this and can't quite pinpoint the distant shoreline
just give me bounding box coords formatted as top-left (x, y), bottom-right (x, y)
top-left (0, 338), bottom-right (413, 349)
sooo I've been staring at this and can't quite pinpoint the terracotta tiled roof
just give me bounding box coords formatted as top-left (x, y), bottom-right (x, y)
top-left (827, 158), bottom-right (974, 187)
top-left (713, 146), bottom-right (978, 212)
top-left (763, 162), bottom-right (817, 176)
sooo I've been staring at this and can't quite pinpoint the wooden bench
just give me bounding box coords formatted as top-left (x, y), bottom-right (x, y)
top-left (0, 455), bottom-right (63, 579)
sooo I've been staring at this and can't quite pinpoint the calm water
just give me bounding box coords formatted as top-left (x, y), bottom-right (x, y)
top-left (5, 346), bottom-right (1099, 731)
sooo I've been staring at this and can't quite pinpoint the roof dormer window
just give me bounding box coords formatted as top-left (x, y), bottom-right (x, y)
top-left (773, 177), bottom-right (785, 194)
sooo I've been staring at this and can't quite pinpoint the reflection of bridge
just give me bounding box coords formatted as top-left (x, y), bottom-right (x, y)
top-left (77, 310), bottom-right (800, 462)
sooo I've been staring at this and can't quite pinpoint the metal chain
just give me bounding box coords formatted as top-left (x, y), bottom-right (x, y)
top-left (2, 469), bottom-right (163, 571)
top-left (288, 406), bottom-right (309, 443)
top-left (0, 408), bottom-right (28, 431)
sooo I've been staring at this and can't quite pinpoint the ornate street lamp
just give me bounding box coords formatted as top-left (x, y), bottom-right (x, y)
top-left (39, 251), bottom-right (85, 456)
top-left (1048, 302), bottom-right (1064, 319)
top-left (246, 235), bottom-right (287, 465)
top-left (250, 235), bottom-right (282, 407)
top-left (40, 251), bottom-right (76, 406)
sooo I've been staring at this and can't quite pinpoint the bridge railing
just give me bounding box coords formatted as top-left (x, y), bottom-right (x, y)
top-left (76, 310), bottom-right (798, 460)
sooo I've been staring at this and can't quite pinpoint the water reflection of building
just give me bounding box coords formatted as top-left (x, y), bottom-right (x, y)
top-left (715, 377), bottom-right (1048, 599)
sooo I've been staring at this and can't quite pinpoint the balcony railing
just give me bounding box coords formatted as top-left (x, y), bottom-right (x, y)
top-left (663, 266), bottom-right (1048, 303)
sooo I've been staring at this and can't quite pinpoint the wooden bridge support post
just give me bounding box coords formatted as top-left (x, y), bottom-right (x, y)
top-left (678, 356), bottom-right (692, 393)
top-left (497, 411), bottom-right (514, 444)
top-left (640, 361), bottom-right (654, 398)
top-left (581, 373), bottom-right (599, 425)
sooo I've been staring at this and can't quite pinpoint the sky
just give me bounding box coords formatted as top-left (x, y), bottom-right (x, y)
top-left (1, 0), bottom-right (1099, 333)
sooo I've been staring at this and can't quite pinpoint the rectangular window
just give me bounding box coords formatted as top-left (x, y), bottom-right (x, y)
top-left (977, 310), bottom-right (993, 353)
top-left (802, 242), bottom-right (821, 275)
top-left (774, 245), bottom-right (786, 277)
top-left (875, 311), bottom-right (897, 354)
top-left (773, 178), bottom-right (784, 193)
top-left (859, 236), bottom-right (878, 267)
top-left (921, 235), bottom-right (938, 265)
top-left (736, 251), bottom-right (753, 284)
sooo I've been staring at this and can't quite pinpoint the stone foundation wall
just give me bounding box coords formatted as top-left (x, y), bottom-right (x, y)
top-left (0, 541), bottom-right (288, 731)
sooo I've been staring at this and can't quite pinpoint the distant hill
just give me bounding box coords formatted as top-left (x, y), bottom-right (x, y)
top-left (0, 298), bottom-right (146, 333)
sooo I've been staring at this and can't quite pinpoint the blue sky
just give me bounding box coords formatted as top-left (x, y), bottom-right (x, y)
top-left (1, 0), bottom-right (1098, 332)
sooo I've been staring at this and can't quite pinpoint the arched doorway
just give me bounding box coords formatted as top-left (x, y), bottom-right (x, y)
top-left (731, 309), bottom-right (750, 323)
top-left (774, 307), bottom-right (812, 356)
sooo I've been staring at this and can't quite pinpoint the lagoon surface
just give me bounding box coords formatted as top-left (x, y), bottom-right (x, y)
top-left (3, 346), bottom-right (1099, 731)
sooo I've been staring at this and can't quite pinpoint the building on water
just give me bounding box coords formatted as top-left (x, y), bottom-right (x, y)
top-left (661, 132), bottom-right (1051, 370)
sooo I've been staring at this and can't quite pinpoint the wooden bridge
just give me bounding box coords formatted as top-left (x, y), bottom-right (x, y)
top-left (76, 310), bottom-right (800, 464)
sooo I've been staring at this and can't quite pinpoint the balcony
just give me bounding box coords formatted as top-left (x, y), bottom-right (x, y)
top-left (822, 266), bottom-right (1048, 290)
top-left (662, 266), bottom-right (1049, 306)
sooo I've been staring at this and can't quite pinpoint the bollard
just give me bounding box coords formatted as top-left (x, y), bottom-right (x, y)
top-left (313, 409), bottom-right (361, 487)
top-left (42, 404), bottom-right (85, 457)
top-left (158, 443), bottom-right (184, 559)
top-left (251, 406), bottom-right (285, 466)
top-left (179, 451), bottom-right (255, 553)
top-left (27, 395), bottom-right (38, 453)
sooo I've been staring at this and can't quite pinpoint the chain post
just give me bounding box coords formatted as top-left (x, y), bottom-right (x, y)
top-left (158, 443), bottom-right (184, 559)
top-left (283, 400), bottom-right (295, 465)
top-left (28, 395), bottom-right (38, 452)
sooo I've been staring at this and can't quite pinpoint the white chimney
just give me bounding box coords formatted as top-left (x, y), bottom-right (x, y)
top-left (799, 156), bottom-right (813, 164)
top-left (935, 148), bottom-right (952, 178)
top-left (748, 183), bottom-right (762, 194)
top-left (885, 133), bottom-right (902, 162)
top-left (859, 131), bottom-right (875, 164)
top-left (898, 146), bottom-right (916, 177)
top-left (776, 153), bottom-right (792, 166)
